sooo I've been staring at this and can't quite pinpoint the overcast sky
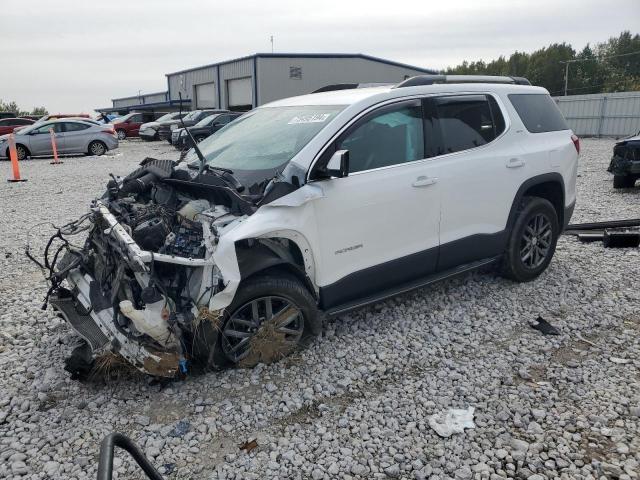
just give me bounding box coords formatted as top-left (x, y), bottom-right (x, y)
top-left (1, 0), bottom-right (638, 113)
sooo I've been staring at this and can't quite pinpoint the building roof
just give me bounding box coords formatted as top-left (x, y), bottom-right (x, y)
top-left (165, 53), bottom-right (437, 76)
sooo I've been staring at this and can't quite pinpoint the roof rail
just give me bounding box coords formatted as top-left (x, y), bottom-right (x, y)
top-left (394, 75), bottom-right (531, 88)
top-left (312, 82), bottom-right (395, 93)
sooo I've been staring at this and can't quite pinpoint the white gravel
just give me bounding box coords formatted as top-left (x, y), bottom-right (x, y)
top-left (0, 138), bottom-right (639, 480)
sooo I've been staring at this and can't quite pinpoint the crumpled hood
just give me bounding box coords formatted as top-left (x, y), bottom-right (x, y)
top-left (617, 133), bottom-right (640, 145)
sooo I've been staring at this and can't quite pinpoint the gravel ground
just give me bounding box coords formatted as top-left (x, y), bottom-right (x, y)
top-left (0, 138), bottom-right (638, 480)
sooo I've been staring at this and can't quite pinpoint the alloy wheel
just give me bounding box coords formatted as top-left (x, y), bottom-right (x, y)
top-left (117, 130), bottom-right (126, 140)
top-left (520, 213), bottom-right (552, 269)
top-left (90, 142), bottom-right (105, 156)
top-left (221, 296), bottom-right (304, 364)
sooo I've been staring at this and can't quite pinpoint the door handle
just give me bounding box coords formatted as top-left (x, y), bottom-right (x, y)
top-left (506, 157), bottom-right (525, 168)
top-left (412, 176), bottom-right (438, 187)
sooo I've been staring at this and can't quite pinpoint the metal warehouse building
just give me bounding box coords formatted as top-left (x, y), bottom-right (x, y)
top-left (100, 53), bottom-right (436, 114)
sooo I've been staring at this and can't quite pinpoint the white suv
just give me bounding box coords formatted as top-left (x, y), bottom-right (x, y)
top-left (48, 75), bottom-right (579, 377)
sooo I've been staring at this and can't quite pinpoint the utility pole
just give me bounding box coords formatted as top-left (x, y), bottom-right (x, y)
top-left (559, 59), bottom-right (579, 96)
top-left (270, 35), bottom-right (274, 53)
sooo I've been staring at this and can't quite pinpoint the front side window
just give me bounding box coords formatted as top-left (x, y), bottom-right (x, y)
top-left (33, 123), bottom-right (62, 134)
top-left (129, 114), bottom-right (143, 123)
top-left (338, 101), bottom-right (424, 173)
top-left (434, 95), bottom-right (500, 154)
top-left (191, 105), bottom-right (344, 171)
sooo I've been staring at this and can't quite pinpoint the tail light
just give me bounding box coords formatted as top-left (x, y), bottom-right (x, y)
top-left (571, 134), bottom-right (580, 154)
top-left (103, 126), bottom-right (116, 135)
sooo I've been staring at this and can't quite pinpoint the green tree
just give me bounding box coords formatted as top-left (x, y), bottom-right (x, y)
top-left (443, 31), bottom-right (639, 95)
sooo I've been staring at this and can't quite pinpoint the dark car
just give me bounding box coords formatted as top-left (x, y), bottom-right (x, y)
top-left (112, 112), bottom-right (168, 140)
top-left (608, 132), bottom-right (640, 188)
top-left (0, 117), bottom-right (35, 135)
top-left (138, 112), bottom-right (187, 141)
top-left (0, 112), bottom-right (17, 120)
top-left (171, 112), bottom-right (242, 150)
top-left (157, 109), bottom-right (228, 143)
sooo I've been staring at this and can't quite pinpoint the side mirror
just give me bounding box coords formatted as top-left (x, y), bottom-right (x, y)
top-left (326, 150), bottom-right (349, 178)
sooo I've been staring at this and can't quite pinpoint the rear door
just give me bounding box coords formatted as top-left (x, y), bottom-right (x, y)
top-left (59, 122), bottom-right (92, 153)
top-left (310, 99), bottom-right (441, 309)
top-left (431, 94), bottom-right (528, 270)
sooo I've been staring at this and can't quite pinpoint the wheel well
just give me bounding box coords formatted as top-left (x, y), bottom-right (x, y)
top-left (522, 181), bottom-right (564, 225)
top-left (8, 143), bottom-right (31, 157)
top-left (235, 238), bottom-right (316, 299)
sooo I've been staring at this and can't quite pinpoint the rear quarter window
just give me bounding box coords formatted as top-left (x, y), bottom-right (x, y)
top-left (508, 93), bottom-right (569, 133)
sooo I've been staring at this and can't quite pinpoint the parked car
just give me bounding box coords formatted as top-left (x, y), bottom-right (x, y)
top-left (608, 132), bottom-right (640, 188)
top-left (171, 112), bottom-right (242, 149)
top-left (44, 75), bottom-right (578, 377)
top-left (111, 112), bottom-right (168, 140)
top-left (0, 117), bottom-right (34, 135)
top-left (157, 109), bottom-right (228, 143)
top-left (138, 112), bottom-right (187, 141)
top-left (33, 114), bottom-right (91, 125)
top-left (0, 119), bottom-right (118, 160)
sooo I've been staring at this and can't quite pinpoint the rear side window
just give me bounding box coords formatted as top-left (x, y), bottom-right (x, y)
top-left (63, 122), bottom-right (90, 132)
top-left (434, 95), bottom-right (504, 154)
top-left (508, 94), bottom-right (568, 133)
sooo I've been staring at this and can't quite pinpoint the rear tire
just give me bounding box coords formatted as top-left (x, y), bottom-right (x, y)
top-left (501, 196), bottom-right (559, 282)
top-left (88, 141), bottom-right (106, 156)
top-left (193, 274), bottom-right (320, 370)
top-left (116, 129), bottom-right (126, 141)
top-left (613, 175), bottom-right (635, 189)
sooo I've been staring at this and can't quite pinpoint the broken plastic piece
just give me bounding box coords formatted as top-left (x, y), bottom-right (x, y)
top-left (428, 407), bottom-right (476, 437)
top-left (239, 439), bottom-right (258, 453)
top-left (603, 230), bottom-right (640, 248)
top-left (531, 316), bottom-right (560, 336)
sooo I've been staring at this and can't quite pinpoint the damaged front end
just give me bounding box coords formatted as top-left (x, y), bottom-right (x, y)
top-left (608, 135), bottom-right (640, 176)
top-left (37, 157), bottom-right (284, 378)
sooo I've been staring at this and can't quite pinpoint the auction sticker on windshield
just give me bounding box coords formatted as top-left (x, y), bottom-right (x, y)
top-left (288, 113), bottom-right (332, 124)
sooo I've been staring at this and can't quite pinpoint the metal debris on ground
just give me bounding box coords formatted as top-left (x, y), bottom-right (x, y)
top-left (531, 316), bottom-right (560, 336)
top-left (428, 407), bottom-right (476, 437)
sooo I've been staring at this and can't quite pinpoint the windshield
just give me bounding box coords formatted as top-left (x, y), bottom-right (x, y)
top-left (194, 114), bottom-right (220, 128)
top-left (190, 105), bottom-right (344, 171)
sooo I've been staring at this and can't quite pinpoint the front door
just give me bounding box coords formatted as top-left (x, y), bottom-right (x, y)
top-left (310, 99), bottom-right (441, 309)
top-left (27, 123), bottom-right (65, 156)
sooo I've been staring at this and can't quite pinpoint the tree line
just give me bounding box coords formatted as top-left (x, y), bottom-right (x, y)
top-left (444, 31), bottom-right (640, 96)
top-left (0, 100), bottom-right (48, 117)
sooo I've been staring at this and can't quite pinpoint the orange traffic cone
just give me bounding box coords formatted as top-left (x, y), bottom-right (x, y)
top-left (7, 134), bottom-right (27, 183)
top-left (49, 128), bottom-right (63, 165)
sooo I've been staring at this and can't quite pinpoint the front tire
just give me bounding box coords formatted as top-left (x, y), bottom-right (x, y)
top-left (7, 144), bottom-right (29, 161)
top-left (116, 129), bottom-right (126, 141)
top-left (88, 140), bottom-right (107, 156)
top-left (613, 175), bottom-right (635, 189)
top-left (194, 274), bottom-right (320, 369)
top-left (501, 196), bottom-right (559, 282)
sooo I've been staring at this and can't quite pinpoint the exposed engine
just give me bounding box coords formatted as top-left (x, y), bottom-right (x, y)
top-left (34, 157), bottom-right (288, 377)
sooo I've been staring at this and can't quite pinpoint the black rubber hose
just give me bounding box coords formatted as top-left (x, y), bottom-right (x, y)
top-left (97, 432), bottom-right (163, 480)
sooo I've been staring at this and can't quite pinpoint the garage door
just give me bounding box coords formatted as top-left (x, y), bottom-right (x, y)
top-left (227, 77), bottom-right (253, 110)
top-left (195, 82), bottom-right (217, 108)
